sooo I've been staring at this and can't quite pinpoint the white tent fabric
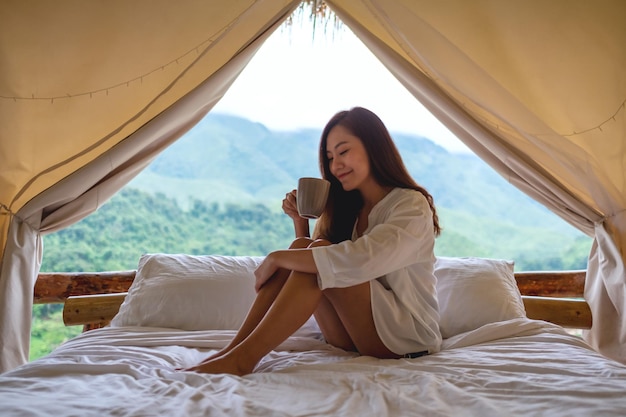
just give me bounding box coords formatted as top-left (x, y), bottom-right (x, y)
top-left (1, 0), bottom-right (625, 372)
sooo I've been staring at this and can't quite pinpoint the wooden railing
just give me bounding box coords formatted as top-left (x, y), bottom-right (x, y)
top-left (33, 269), bottom-right (591, 331)
top-left (34, 271), bottom-right (136, 303)
top-left (514, 270), bottom-right (586, 298)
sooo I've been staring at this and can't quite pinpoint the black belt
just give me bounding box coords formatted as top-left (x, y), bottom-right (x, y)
top-left (404, 350), bottom-right (429, 359)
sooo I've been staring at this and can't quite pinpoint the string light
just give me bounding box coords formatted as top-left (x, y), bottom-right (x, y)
top-left (0, 26), bottom-right (226, 103)
top-left (561, 99), bottom-right (625, 137)
top-left (0, 203), bottom-right (16, 217)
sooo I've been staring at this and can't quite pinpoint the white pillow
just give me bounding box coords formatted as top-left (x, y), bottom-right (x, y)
top-left (434, 256), bottom-right (526, 339)
top-left (111, 254), bottom-right (265, 330)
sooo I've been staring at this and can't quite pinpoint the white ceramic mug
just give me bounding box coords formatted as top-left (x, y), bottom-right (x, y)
top-left (297, 177), bottom-right (330, 219)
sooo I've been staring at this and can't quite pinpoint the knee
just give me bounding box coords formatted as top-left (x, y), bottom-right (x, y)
top-left (308, 238), bottom-right (332, 248)
top-left (290, 237), bottom-right (313, 249)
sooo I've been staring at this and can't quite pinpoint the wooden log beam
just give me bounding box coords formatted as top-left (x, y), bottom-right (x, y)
top-left (34, 271), bottom-right (135, 303)
top-left (63, 293), bottom-right (127, 328)
top-left (514, 270), bottom-right (585, 298)
top-left (35, 269), bottom-right (588, 303)
top-left (62, 292), bottom-right (593, 330)
top-left (522, 296), bottom-right (592, 329)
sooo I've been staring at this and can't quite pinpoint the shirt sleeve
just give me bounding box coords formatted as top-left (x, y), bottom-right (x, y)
top-left (312, 191), bottom-right (434, 289)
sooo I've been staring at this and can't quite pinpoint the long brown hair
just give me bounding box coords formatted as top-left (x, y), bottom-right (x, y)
top-left (314, 107), bottom-right (441, 243)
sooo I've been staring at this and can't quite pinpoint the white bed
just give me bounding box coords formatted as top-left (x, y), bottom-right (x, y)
top-left (2, 254), bottom-right (625, 416)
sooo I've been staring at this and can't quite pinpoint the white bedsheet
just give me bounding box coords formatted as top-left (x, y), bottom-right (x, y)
top-left (1, 318), bottom-right (626, 416)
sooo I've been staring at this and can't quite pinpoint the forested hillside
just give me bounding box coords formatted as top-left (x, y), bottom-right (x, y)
top-left (41, 188), bottom-right (590, 274)
top-left (41, 189), bottom-right (293, 272)
top-left (130, 113), bottom-right (576, 232)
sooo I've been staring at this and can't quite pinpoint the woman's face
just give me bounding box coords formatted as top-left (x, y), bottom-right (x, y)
top-left (326, 125), bottom-right (373, 192)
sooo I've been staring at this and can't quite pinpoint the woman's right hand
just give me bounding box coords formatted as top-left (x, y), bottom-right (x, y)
top-left (282, 189), bottom-right (300, 220)
top-left (284, 189), bottom-right (310, 238)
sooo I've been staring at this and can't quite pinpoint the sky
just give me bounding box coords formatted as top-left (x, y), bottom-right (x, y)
top-left (212, 16), bottom-right (471, 154)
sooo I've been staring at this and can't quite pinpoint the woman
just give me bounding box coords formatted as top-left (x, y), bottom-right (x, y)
top-left (185, 107), bottom-right (442, 375)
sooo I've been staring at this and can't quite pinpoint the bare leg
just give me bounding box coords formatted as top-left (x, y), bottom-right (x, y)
top-left (299, 241), bottom-right (357, 352)
top-left (314, 295), bottom-right (357, 352)
top-left (186, 268), bottom-right (322, 375)
top-left (191, 237), bottom-right (313, 366)
top-left (310, 240), bottom-right (398, 358)
top-left (323, 283), bottom-right (400, 359)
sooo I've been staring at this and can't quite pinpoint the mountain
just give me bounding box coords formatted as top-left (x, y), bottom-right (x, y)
top-left (127, 112), bottom-right (590, 263)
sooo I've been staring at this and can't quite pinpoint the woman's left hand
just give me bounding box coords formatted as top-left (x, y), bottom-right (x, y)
top-left (254, 253), bottom-right (278, 292)
top-left (254, 249), bottom-right (316, 292)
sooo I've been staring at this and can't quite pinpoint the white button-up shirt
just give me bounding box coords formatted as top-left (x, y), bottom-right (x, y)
top-left (312, 188), bottom-right (442, 355)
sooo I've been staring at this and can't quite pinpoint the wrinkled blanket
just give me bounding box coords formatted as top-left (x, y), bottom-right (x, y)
top-left (2, 319), bottom-right (626, 417)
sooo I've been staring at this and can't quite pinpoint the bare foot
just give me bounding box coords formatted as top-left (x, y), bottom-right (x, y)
top-left (182, 351), bottom-right (255, 376)
top-left (175, 343), bottom-right (236, 371)
top-left (175, 351), bottom-right (218, 371)
top-left (202, 347), bottom-right (230, 362)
